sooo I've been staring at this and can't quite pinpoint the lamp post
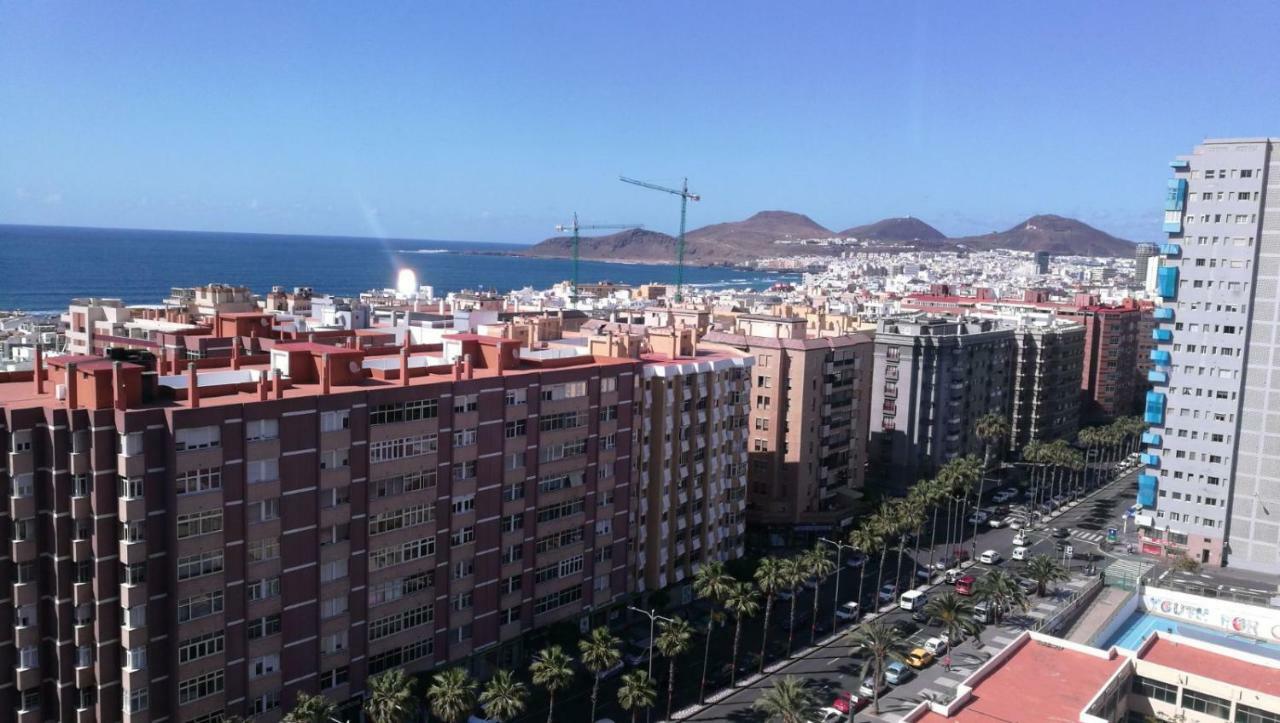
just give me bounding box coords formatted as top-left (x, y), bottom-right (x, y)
top-left (819, 537), bottom-right (857, 634)
top-left (628, 606), bottom-right (674, 678)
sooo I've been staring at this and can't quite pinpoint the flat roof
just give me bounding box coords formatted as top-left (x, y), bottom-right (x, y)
top-left (915, 635), bottom-right (1124, 723)
top-left (1140, 635), bottom-right (1280, 698)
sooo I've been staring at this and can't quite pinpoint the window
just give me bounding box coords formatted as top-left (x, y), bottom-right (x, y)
top-left (246, 418), bottom-right (279, 441)
top-left (177, 670), bottom-right (223, 705)
top-left (11, 518), bottom-right (32, 542)
top-left (178, 591), bottom-right (223, 622)
top-left (373, 470), bottom-right (436, 497)
top-left (247, 537), bottom-right (280, 562)
top-left (452, 591), bottom-right (473, 611)
top-left (247, 614), bottom-right (281, 639)
top-left (124, 686), bottom-right (149, 714)
top-left (321, 559), bottom-right (349, 582)
top-left (502, 543), bottom-right (522, 564)
top-left (506, 451), bottom-right (524, 470)
top-left (451, 624), bottom-right (473, 644)
top-left (320, 447), bottom-right (349, 469)
top-left (177, 550), bottom-right (224, 580)
top-left (250, 653), bottom-right (280, 679)
top-left (14, 604), bottom-right (35, 628)
top-left (451, 525), bottom-right (475, 547)
top-left (321, 630), bottom-right (348, 654)
top-left (176, 467), bottom-right (221, 495)
top-left (368, 571), bottom-right (433, 607)
top-left (370, 503), bottom-right (434, 535)
top-left (1236, 703), bottom-right (1280, 723)
top-left (370, 399), bottom-right (438, 425)
top-left (321, 486), bottom-right (352, 508)
top-left (501, 607), bottom-right (520, 625)
top-left (536, 527), bottom-right (584, 553)
top-left (505, 419), bottom-right (527, 438)
top-left (539, 471), bottom-right (585, 493)
top-left (453, 460), bottom-right (477, 480)
top-left (320, 409), bottom-right (350, 432)
top-left (539, 438), bottom-right (587, 463)
top-left (453, 428), bottom-right (477, 447)
top-left (320, 523), bottom-right (349, 546)
top-left (247, 577), bottom-right (280, 601)
top-left (502, 574), bottom-right (522, 594)
top-left (601, 376), bottom-right (617, 393)
top-left (601, 433), bottom-right (616, 450)
top-left (72, 473), bottom-right (92, 497)
top-left (534, 586), bottom-right (583, 614)
top-left (369, 602), bottom-right (434, 640)
top-left (501, 513), bottom-right (524, 533)
top-left (503, 482), bottom-right (524, 501)
top-left (176, 509), bottom-right (223, 538)
top-left (537, 498), bottom-right (585, 523)
top-left (535, 554), bottom-right (584, 583)
top-left (370, 536), bottom-right (436, 570)
top-left (454, 394), bottom-right (478, 413)
top-left (370, 434), bottom-right (438, 462)
top-left (18, 645), bottom-right (38, 669)
top-left (505, 388), bottom-right (527, 406)
top-left (248, 496), bottom-right (279, 519)
top-left (251, 691), bottom-right (282, 716)
top-left (599, 405), bottom-right (618, 422)
top-left (453, 559), bottom-right (474, 580)
top-left (452, 494), bottom-right (476, 514)
top-left (540, 411), bottom-right (588, 432)
top-left (319, 666), bottom-right (349, 691)
top-left (117, 475), bottom-right (143, 499)
top-left (1182, 689), bottom-right (1231, 718)
top-left (1132, 675), bottom-right (1177, 704)
top-left (540, 381), bottom-right (587, 401)
top-left (368, 638), bottom-right (434, 675)
top-left (175, 425), bottom-right (220, 451)
top-left (247, 458), bottom-right (279, 484)
top-left (75, 645), bottom-right (93, 668)
top-left (178, 631), bottom-right (225, 664)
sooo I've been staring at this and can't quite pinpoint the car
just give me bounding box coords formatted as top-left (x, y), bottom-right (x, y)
top-left (623, 643), bottom-right (649, 667)
top-left (978, 549), bottom-right (1002, 564)
top-left (1052, 527), bottom-right (1071, 539)
top-left (966, 511), bottom-right (989, 525)
top-left (1012, 532), bottom-right (1029, 546)
top-left (1017, 578), bottom-right (1038, 595)
top-left (830, 690), bottom-right (870, 715)
top-left (857, 675), bottom-right (890, 698)
top-left (808, 706), bottom-right (847, 723)
top-left (904, 647), bottom-right (935, 669)
top-left (878, 583), bottom-right (898, 602)
top-left (924, 636), bottom-right (948, 656)
top-left (885, 661), bottom-right (915, 685)
top-left (836, 601), bottom-right (861, 621)
top-left (993, 504), bottom-right (1012, 516)
top-left (992, 489), bottom-right (1015, 503)
top-left (1052, 494), bottom-right (1069, 507)
top-left (955, 574), bottom-right (977, 596)
top-left (891, 620), bottom-right (920, 638)
top-left (944, 568), bottom-right (965, 584)
top-left (899, 590), bottom-right (928, 611)
top-left (911, 609), bottom-right (931, 624)
top-left (1011, 546), bottom-right (1029, 561)
top-left (988, 516), bottom-right (1006, 528)
top-left (1007, 517), bottom-right (1025, 530)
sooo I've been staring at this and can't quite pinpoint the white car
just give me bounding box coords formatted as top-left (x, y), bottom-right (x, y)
top-left (836, 601), bottom-right (861, 621)
top-left (966, 511), bottom-right (989, 525)
top-left (988, 516), bottom-right (1006, 528)
top-left (1007, 518), bottom-right (1024, 530)
top-left (810, 708), bottom-right (846, 723)
top-left (1011, 546), bottom-right (1029, 561)
top-left (978, 549), bottom-right (1002, 564)
top-left (924, 636), bottom-right (948, 656)
top-left (993, 489), bottom-right (1018, 503)
top-left (1012, 532), bottom-right (1029, 546)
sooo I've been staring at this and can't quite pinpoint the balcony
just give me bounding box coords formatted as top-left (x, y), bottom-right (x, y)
top-left (1152, 328), bottom-right (1172, 342)
top-left (1149, 350), bottom-right (1171, 365)
top-left (1153, 307), bottom-right (1174, 321)
top-left (1140, 453), bottom-right (1160, 468)
top-left (1142, 432), bottom-right (1162, 446)
top-left (1137, 474), bottom-right (1158, 507)
top-left (1147, 370), bottom-right (1168, 384)
top-left (1156, 266), bottom-right (1179, 300)
top-left (1143, 391), bottom-right (1166, 425)
top-left (1159, 243), bottom-right (1181, 257)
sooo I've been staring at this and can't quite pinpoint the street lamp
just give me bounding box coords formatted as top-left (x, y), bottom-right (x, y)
top-left (819, 537), bottom-right (857, 634)
top-left (627, 606), bottom-right (674, 678)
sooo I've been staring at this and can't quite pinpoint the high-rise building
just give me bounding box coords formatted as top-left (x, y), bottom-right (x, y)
top-left (1140, 137), bottom-right (1279, 571)
top-left (868, 315), bottom-right (1014, 487)
top-left (701, 315), bottom-right (873, 535)
top-left (0, 331), bottom-right (642, 721)
top-left (1034, 250), bottom-right (1051, 275)
top-left (1009, 319), bottom-right (1085, 448)
top-left (631, 327), bottom-right (751, 598)
top-left (1134, 242), bottom-right (1160, 286)
top-left (1060, 299), bottom-right (1142, 421)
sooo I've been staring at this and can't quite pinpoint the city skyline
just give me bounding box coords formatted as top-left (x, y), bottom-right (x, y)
top-left (5, 3), bottom-right (1280, 243)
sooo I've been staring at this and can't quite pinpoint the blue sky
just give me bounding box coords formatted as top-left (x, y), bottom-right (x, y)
top-left (3, 2), bottom-right (1279, 245)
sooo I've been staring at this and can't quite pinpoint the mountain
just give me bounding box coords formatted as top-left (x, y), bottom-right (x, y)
top-left (526, 210), bottom-right (832, 265)
top-left (949, 214), bottom-right (1135, 257)
top-left (837, 216), bottom-right (947, 242)
top-left (526, 227), bottom-right (678, 261)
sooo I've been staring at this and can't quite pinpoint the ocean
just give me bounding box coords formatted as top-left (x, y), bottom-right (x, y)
top-left (0, 225), bottom-right (794, 312)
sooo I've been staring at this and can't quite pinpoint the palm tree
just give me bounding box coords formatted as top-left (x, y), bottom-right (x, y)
top-left (923, 592), bottom-right (983, 662)
top-left (617, 670), bottom-right (657, 723)
top-left (752, 676), bottom-right (819, 723)
top-left (426, 667), bottom-right (478, 723)
top-left (529, 645), bottom-right (574, 723)
top-left (975, 569), bottom-right (1029, 624)
top-left (803, 544), bottom-right (836, 644)
top-left (780, 556), bottom-right (806, 657)
top-left (849, 622), bottom-right (908, 715)
top-left (579, 627), bottom-right (622, 723)
top-left (726, 581), bottom-right (760, 687)
top-left (973, 413), bottom-right (1009, 540)
top-left (656, 616), bottom-right (694, 720)
top-left (849, 522), bottom-right (883, 613)
top-left (754, 556), bottom-right (787, 673)
top-left (365, 669), bottom-right (417, 723)
top-left (478, 670), bottom-right (527, 723)
top-left (1024, 554), bottom-right (1070, 597)
top-left (691, 561), bottom-right (734, 703)
top-left (283, 692), bottom-right (337, 723)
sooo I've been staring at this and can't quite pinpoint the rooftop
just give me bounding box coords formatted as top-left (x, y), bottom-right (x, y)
top-left (1138, 635), bottom-right (1280, 698)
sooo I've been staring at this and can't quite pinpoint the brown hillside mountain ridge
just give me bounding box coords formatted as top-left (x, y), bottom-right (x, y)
top-left (525, 212), bottom-right (1134, 264)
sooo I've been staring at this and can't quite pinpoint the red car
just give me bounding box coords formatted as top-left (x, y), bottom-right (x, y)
top-left (832, 691), bottom-right (871, 714)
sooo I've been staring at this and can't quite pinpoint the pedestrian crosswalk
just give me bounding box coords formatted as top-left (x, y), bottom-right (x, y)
top-left (1072, 530), bottom-right (1105, 543)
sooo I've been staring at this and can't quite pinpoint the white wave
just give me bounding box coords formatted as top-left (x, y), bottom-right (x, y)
top-left (397, 249), bottom-right (451, 254)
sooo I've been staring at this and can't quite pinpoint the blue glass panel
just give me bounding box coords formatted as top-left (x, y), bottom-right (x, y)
top-left (1153, 307), bottom-right (1173, 321)
top-left (1144, 391), bottom-right (1166, 425)
top-left (1142, 432), bottom-right (1162, 446)
top-left (1148, 370), bottom-right (1168, 384)
top-left (1157, 266), bottom-right (1179, 299)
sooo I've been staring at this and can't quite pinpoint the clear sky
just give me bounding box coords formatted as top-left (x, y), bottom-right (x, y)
top-left (3, 2), bottom-right (1279, 245)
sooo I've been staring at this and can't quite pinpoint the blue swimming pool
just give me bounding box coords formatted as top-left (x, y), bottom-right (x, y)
top-left (1102, 611), bottom-right (1280, 659)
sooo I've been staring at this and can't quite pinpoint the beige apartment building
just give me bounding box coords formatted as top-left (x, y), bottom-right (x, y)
top-left (702, 315), bottom-right (874, 536)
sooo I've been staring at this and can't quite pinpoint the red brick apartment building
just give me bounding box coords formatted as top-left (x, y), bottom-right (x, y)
top-left (0, 328), bottom-right (642, 722)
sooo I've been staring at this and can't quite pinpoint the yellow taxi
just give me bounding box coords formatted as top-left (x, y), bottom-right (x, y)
top-left (904, 647), bottom-right (935, 669)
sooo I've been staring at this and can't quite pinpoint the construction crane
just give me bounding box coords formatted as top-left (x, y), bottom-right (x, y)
top-left (555, 213), bottom-right (643, 302)
top-left (620, 176), bottom-right (700, 303)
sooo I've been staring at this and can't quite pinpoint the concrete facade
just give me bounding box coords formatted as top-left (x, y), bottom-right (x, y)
top-left (1009, 319), bottom-right (1085, 448)
top-left (869, 315), bottom-right (1014, 487)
